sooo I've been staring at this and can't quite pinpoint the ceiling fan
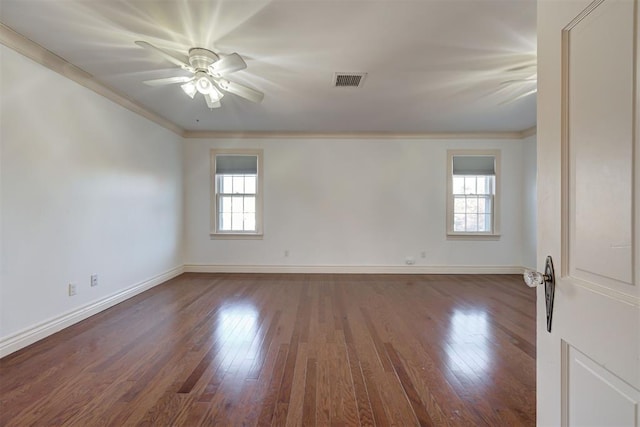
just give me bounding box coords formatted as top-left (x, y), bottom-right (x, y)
top-left (135, 41), bottom-right (264, 109)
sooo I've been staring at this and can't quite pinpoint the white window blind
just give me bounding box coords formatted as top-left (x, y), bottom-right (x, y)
top-left (452, 156), bottom-right (495, 176)
top-left (216, 155), bottom-right (258, 175)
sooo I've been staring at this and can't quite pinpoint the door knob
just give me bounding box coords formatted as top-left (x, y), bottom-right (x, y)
top-left (523, 256), bottom-right (556, 333)
top-left (523, 270), bottom-right (552, 287)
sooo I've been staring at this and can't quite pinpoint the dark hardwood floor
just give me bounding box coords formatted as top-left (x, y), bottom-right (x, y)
top-left (0, 273), bottom-right (536, 426)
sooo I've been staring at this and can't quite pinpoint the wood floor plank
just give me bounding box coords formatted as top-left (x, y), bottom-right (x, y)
top-left (0, 273), bottom-right (536, 426)
top-left (360, 307), bottom-right (395, 373)
top-left (302, 357), bottom-right (318, 426)
top-left (341, 317), bottom-right (375, 426)
top-left (316, 344), bottom-right (333, 425)
top-left (256, 343), bottom-right (289, 427)
top-left (385, 342), bottom-right (435, 426)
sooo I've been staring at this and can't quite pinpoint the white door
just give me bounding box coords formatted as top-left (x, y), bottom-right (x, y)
top-left (537, 0), bottom-right (640, 425)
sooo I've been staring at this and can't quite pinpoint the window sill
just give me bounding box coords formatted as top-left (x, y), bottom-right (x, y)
top-left (447, 232), bottom-right (501, 241)
top-left (210, 232), bottom-right (264, 240)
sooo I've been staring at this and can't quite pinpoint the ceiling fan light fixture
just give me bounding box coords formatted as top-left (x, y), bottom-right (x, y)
top-left (195, 72), bottom-right (213, 94)
top-left (205, 92), bottom-right (223, 109)
top-left (181, 81), bottom-right (197, 98)
top-left (209, 86), bottom-right (224, 102)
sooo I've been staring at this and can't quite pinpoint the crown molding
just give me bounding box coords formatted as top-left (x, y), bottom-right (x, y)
top-left (182, 130), bottom-right (535, 140)
top-left (520, 126), bottom-right (537, 138)
top-left (0, 23), bottom-right (184, 136)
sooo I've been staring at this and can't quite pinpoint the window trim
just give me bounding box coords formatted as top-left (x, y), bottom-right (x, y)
top-left (210, 148), bottom-right (264, 239)
top-left (446, 149), bottom-right (501, 238)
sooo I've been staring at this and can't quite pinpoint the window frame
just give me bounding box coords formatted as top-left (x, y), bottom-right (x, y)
top-left (446, 149), bottom-right (501, 239)
top-left (210, 148), bottom-right (263, 239)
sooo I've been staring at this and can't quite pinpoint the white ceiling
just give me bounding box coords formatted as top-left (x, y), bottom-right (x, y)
top-left (0, 0), bottom-right (537, 134)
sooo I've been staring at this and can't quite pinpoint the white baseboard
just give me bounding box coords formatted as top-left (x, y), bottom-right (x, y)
top-left (0, 265), bottom-right (184, 358)
top-left (184, 264), bottom-right (526, 275)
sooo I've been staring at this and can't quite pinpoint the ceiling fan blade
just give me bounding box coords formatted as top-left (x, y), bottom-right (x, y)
top-left (143, 76), bottom-right (194, 86)
top-left (209, 53), bottom-right (247, 75)
top-left (135, 41), bottom-right (193, 71)
top-left (215, 78), bottom-right (264, 103)
top-left (204, 92), bottom-right (222, 109)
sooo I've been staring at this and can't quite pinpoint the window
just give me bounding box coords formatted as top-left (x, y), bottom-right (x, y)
top-left (211, 149), bottom-right (263, 238)
top-left (447, 150), bottom-right (500, 237)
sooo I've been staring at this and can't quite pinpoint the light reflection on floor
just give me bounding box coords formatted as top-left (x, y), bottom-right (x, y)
top-left (446, 309), bottom-right (493, 379)
top-left (214, 302), bottom-right (261, 374)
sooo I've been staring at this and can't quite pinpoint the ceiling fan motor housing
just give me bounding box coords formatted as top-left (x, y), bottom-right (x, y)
top-left (188, 48), bottom-right (218, 71)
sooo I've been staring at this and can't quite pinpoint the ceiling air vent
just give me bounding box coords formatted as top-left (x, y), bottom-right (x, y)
top-left (333, 72), bottom-right (367, 88)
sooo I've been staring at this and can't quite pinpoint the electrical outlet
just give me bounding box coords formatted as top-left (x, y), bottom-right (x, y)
top-left (91, 274), bottom-right (98, 287)
top-left (68, 283), bottom-right (77, 296)
top-left (421, 251), bottom-right (427, 258)
top-left (284, 250), bottom-right (289, 257)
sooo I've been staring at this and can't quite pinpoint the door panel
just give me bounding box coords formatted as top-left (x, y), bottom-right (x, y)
top-left (564, 342), bottom-right (640, 426)
top-left (537, 0), bottom-right (640, 425)
top-left (568, 0), bottom-right (634, 288)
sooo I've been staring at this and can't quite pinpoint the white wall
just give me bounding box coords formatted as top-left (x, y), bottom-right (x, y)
top-left (522, 134), bottom-right (537, 269)
top-left (184, 137), bottom-right (533, 271)
top-left (0, 46), bottom-right (184, 353)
